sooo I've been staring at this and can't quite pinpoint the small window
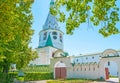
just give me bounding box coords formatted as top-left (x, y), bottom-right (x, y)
top-left (85, 68), bottom-right (86, 71)
top-left (52, 32), bottom-right (57, 35)
top-left (55, 26), bottom-right (57, 29)
top-left (76, 59), bottom-right (79, 62)
top-left (49, 25), bottom-right (50, 28)
top-left (60, 39), bottom-right (62, 43)
top-left (53, 36), bottom-right (57, 40)
top-left (39, 36), bottom-right (41, 41)
top-left (93, 67), bottom-right (95, 71)
top-left (108, 61), bottom-right (110, 66)
top-left (60, 61), bottom-right (63, 63)
top-left (89, 67), bottom-right (90, 71)
top-left (52, 53), bottom-right (54, 57)
top-left (43, 36), bottom-right (47, 40)
top-left (60, 34), bottom-right (62, 43)
top-left (92, 56), bottom-right (94, 59)
top-left (97, 65), bottom-right (99, 68)
top-left (86, 57), bottom-right (88, 60)
top-left (43, 32), bottom-right (47, 40)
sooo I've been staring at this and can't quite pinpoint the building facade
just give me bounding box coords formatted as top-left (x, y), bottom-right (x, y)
top-left (51, 49), bottom-right (120, 81)
top-left (31, 0), bottom-right (120, 82)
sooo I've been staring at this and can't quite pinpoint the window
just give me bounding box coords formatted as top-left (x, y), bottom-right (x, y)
top-left (53, 36), bottom-right (57, 40)
top-left (43, 32), bottom-right (47, 40)
top-left (52, 53), bottom-right (54, 57)
top-left (52, 32), bottom-right (57, 35)
top-left (86, 57), bottom-right (88, 60)
top-left (85, 68), bottom-right (86, 71)
top-left (93, 67), bottom-right (95, 71)
top-left (89, 67), bottom-right (90, 71)
top-left (76, 59), bottom-right (79, 62)
top-left (92, 56), bottom-right (94, 59)
top-left (97, 65), bottom-right (99, 68)
top-left (49, 25), bottom-right (50, 28)
top-left (60, 34), bottom-right (62, 43)
top-left (108, 61), bottom-right (110, 66)
top-left (60, 39), bottom-right (62, 43)
top-left (55, 26), bottom-right (57, 29)
top-left (39, 35), bottom-right (41, 41)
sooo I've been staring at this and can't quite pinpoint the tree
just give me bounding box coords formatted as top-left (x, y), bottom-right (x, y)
top-left (0, 0), bottom-right (37, 81)
top-left (50, 0), bottom-right (120, 37)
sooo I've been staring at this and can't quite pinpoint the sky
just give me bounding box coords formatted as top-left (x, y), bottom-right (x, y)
top-left (30, 0), bottom-right (120, 56)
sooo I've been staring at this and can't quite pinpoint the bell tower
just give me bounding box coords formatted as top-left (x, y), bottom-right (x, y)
top-left (32, 0), bottom-right (64, 65)
top-left (38, 0), bottom-right (63, 50)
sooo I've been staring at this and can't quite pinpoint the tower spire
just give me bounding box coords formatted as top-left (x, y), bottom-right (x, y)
top-left (43, 0), bottom-right (59, 30)
top-left (50, 0), bottom-right (55, 6)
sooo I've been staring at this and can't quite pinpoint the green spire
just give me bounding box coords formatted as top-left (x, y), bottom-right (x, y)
top-left (45, 34), bottom-right (53, 47)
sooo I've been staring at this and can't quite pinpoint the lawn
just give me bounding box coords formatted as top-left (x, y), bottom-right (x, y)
top-left (47, 79), bottom-right (93, 83)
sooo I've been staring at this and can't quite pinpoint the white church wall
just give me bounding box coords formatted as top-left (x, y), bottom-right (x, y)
top-left (66, 63), bottom-right (101, 79)
top-left (104, 61), bottom-right (118, 76)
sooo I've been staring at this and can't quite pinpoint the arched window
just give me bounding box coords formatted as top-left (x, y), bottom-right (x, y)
top-left (53, 36), bottom-right (57, 40)
top-left (60, 34), bottom-right (62, 43)
top-left (52, 31), bottom-right (57, 35)
top-left (43, 32), bottom-right (47, 40)
top-left (108, 61), bottom-right (110, 66)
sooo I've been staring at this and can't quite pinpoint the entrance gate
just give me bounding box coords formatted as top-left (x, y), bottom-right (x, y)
top-left (55, 67), bottom-right (66, 79)
top-left (54, 61), bottom-right (66, 79)
top-left (105, 67), bottom-right (109, 80)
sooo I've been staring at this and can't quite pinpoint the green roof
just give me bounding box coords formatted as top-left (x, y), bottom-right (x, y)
top-left (45, 34), bottom-right (53, 47)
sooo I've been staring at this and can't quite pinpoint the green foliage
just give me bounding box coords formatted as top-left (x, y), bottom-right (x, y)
top-left (0, 0), bottom-right (37, 73)
top-left (23, 65), bottom-right (52, 72)
top-left (0, 72), bottom-right (18, 83)
top-left (17, 77), bottom-right (24, 82)
top-left (24, 72), bottom-right (53, 81)
top-left (0, 72), bottom-right (53, 82)
top-left (51, 0), bottom-right (120, 37)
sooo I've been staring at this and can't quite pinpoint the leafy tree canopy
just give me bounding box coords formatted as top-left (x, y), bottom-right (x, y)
top-left (50, 0), bottom-right (120, 37)
top-left (0, 0), bottom-right (37, 72)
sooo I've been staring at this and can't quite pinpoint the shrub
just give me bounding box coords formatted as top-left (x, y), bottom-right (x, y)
top-left (0, 72), bottom-right (18, 83)
top-left (24, 72), bottom-right (53, 81)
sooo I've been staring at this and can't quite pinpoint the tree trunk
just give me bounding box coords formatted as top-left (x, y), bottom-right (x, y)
top-left (2, 59), bottom-right (9, 83)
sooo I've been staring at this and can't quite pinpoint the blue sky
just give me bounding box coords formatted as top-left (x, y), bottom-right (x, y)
top-left (30, 0), bottom-right (120, 56)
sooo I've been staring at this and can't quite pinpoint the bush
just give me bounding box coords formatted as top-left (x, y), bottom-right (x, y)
top-left (24, 72), bottom-right (53, 81)
top-left (0, 72), bottom-right (53, 82)
top-left (0, 72), bottom-right (18, 83)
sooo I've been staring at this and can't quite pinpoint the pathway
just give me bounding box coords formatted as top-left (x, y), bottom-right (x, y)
top-left (24, 78), bottom-right (119, 83)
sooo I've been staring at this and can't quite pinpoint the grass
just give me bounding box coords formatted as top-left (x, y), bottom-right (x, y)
top-left (47, 79), bottom-right (93, 83)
